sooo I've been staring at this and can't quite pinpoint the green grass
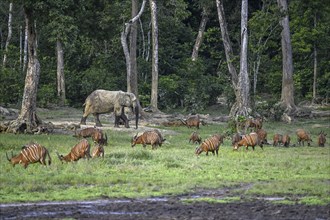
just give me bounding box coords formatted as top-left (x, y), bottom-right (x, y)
top-left (0, 116), bottom-right (329, 205)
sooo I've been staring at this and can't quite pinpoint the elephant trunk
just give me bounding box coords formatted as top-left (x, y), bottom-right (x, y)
top-left (134, 105), bottom-right (139, 129)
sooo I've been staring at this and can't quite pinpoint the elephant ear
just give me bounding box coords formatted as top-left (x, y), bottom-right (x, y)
top-left (128, 92), bottom-right (137, 102)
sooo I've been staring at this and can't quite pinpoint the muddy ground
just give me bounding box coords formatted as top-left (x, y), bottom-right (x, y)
top-left (1, 196), bottom-right (329, 220)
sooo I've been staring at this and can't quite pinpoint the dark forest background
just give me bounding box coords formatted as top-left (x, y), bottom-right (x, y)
top-left (1, 0), bottom-right (329, 113)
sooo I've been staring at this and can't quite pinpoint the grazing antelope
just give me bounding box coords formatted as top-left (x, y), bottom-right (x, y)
top-left (233, 132), bottom-right (263, 151)
top-left (74, 127), bottom-right (108, 145)
top-left (318, 131), bottom-right (327, 147)
top-left (256, 129), bottom-right (268, 145)
top-left (296, 129), bottom-right (312, 146)
top-left (131, 130), bottom-right (162, 149)
top-left (56, 139), bottom-right (91, 162)
top-left (92, 144), bottom-right (104, 158)
top-left (189, 131), bottom-right (202, 144)
top-left (243, 117), bottom-right (263, 132)
top-left (231, 133), bottom-right (242, 146)
top-left (151, 129), bottom-right (166, 146)
top-left (181, 115), bottom-right (203, 129)
top-left (273, 134), bottom-right (283, 147)
top-left (195, 134), bottom-right (224, 156)
top-left (282, 134), bottom-right (291, 147)
top-left (91, 129), bottom-right (108, 146)
top-left (6, 143), bottom-right (51, 168)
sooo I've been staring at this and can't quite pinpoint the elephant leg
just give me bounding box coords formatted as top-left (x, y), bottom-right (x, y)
top-left (114, 115), bottom-right (120, 127)
top-left (120, 113), bottom-right (130, 128)
top-left (80, 116), bottom-right (87, 125)
top-left (94, 113), bottom-right (102, 127)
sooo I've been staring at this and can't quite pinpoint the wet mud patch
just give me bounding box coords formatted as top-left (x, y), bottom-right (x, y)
top-left (1, 194), bottom-right (329, 220)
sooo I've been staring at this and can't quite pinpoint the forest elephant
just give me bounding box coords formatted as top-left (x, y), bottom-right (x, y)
top-left (80, 90), bottom-right (139, 128)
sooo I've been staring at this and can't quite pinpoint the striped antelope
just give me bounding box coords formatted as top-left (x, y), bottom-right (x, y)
top-left (282, 134), bottom-right (291, 147)
top-left (91, 129), bottom-right (108, 146)
top-left (91, 144), bottom-right (104, 158)
top-left (56, 139), bottom-right (91, 162)
top-left (6, 143), bottom-right (51, 168)
top-left (195, 134), bottom-right (224, 156)
top-left (74, 127), bottom-right (108, 145)
top-left (131, 130), bottom-right (162, 149)
top-left (189, 131), bottom-right (202, 144)
top-left (233, 132), bottom-right (263, 151)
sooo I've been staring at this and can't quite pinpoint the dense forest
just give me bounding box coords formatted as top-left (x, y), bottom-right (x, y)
top-left (1, 0), bottom-right (329, 114)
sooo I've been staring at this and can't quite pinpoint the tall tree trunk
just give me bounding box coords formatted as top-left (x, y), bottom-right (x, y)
top-left (312, 13), bottom-right (317, 104)
top-left (23, 23), bottom-right (28, 74)
top-left (216, 0), bottom-right (238, 87)
top-left (56, 40), bottom-right (66, 106)
top-left (130, 0), bottom-right (138, 96)
top-left (3, 2), bottom-right (13, 67)
top-left (216, 0), bottom-right (250, 117)
top-left (20, 25), bottom-right (23, 70)
top-left (8, 6), bottom-right (41, 133)
top-left (232, 0), bottom-right (250, 117)
top-left (149, 0), bottom-right (159, 111)
top-left (192, 7), bottom-right (209, 61)
top-left (277, 0), bottom-right (296, 113)
top-left (121, 0), bottom-right (146, 93)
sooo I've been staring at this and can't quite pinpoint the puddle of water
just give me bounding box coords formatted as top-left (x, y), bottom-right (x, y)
top-left (142, 197), bottom-right (168, 202)
top-left (259, 197), bottom-right (286, 201)
top-left (0, 199), bottom-right (131, 208)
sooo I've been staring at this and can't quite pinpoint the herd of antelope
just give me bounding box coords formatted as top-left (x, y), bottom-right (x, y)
top-left (5, 115), bottom-right (327, 168)
top-left (6, 127), bottom-right (108, 168)
top-left (190, 117), bottom-right (327, 156)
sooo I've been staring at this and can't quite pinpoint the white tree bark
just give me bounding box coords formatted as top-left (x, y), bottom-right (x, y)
top-left (56, 40), bottom-right (66, 105)
top-left (8, 6), bottom-right (41, 133)
top-left (121, 0), bottom-right (146, 93)
top-left (216, 0), bottom-right (238, 87)
top-left (235, 0), bottom-right (251, 117)
top-left (192, 7), bottom-right (209, 61)
top-left (3, 2), bottom-right (13, 67)
top-left (149, 0), bottom-right (159, 111)
top-left (23, 23), bottom-right (28, 74)
top-left (130, 0), bottom-right (138, 96)
top-left (277, 0), bottom-right (296, 113)
top-left (217, 0), bottom-right (250, 117)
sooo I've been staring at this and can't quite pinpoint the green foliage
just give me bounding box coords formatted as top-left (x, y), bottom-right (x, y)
top-left (37, 84), bottom-right (57, 107)
top-left (0, 68), bottom-right (24, 105)
top-left (0, 0), bottom-right (330, 111)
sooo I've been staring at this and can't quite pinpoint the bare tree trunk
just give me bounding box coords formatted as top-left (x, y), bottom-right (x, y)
top-left (23, 23), bottom-right (28, 74)
top-left (192, 7), bottom-right (209, 61)
top-left (216, 0), bottom-right (250, 117)
top-left (20, 25), bottom-right (23, 70)
top-left (8, 6), bottom-right (41, 133)
top-left (312, 13), bottom-right (317, 104)
top-left (56, 40), bottom-right (66, 106)
top-left (149, 0), bottom-right (159, 111)
top-left (232, 0), bottom-right (251, 117)
top-left (121, 0), bottom-right (146, 93)
top-left (216, 0), bottom-right (238, 88)
top-left (130, 0), bottom-right (138, 96)
top-left (277, 0), bottom-right (296, 113)
top-left (3, 2), bottom-right (13, 67)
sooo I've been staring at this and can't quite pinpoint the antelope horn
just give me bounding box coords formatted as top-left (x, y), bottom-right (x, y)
top-left (133, 132), bottom-right (138, 139)
top-left (6, 152), bottom-right (11, 161)
top-left (55, 150), bottom-right (63, 161)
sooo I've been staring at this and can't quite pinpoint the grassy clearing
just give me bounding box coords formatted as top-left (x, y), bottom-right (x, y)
top-left (0, 116), bottom-right (329, 205)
